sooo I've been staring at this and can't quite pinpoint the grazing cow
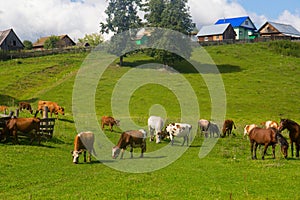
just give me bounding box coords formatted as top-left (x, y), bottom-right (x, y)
top-left (0, 105), bottom-right (8, 114)
top-left (222, 119), bottom-right (236, 137)
top-left (165, 123), bottom-right (192, 146)
top-left (112, 129), bottom-right (146, 159)
top-left (262, 120), bottom-right (279, 129)
top-left (1, 117), bottom-right (41, 145)
top-left (243, 124), bottom-right (257, 138)
top-left (101, 116), bottom-right (120, 132)
top-left (71, 131), bottom-right (95, 164)
top-left (198, 119), bottom-right (210, 137)
top-left (19, 102), bottom-right (33, 114)
top-left (148, 116), bottom-right (164, 143)
top-left (35, 100), bottom-right (64, 119)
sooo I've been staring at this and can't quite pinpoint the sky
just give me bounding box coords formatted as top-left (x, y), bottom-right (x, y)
top-left (0, 0), bottom-right (299, 42)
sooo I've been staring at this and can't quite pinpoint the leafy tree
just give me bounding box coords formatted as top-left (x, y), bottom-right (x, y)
top-left (100, 0), bottom-right (143, 65)
top-left (23, 40), bottom-right (33, 50)
top-left (145, 0), bottom-right (194, 66)
top-left (44, 36), bottom-right (60, 49)
top-left (78, 33), bottom-right (104, 47)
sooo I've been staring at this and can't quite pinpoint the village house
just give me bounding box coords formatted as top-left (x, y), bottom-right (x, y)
top-left (33, 34), bottom-right (76, 50)
top-left (215, 16), bottom-right (257, 40)
top-left (0, 28), bottom-right (24, 51)
top-left (196, 23), bottom-right (236, 42)
top-left (258, 21), bottom-right (300, 40)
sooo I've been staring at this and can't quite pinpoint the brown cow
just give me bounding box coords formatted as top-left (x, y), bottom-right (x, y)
top-left (1, 117), bottom-right (41, 145)
top-left (19, 102), bottom-right (33, 114)
top-left (101, 116), bottom-right (120, 132)
top-left (0, 105), bottom-right (8, 114)
top-left (112, 129), bottom-right (146, 159)
top-left (222, 119), bottom-right (236, 137)
top-left (71, 131), bottom-right (95, 164)
top-left (35, 101), bottom-right (64, 119)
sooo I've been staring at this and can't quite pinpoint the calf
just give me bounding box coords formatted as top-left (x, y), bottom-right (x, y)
top-left (165, 123), bottom-right (192, 146)
top-left (19, 102), bottom-right (33, 114)
top-left (101, 116), bottom-right (120, 132)
top-left (148, 116), bottom-right (164, 143)
top-left (1, 117), bottom-right (41, 145)
top-left (222, 119), bottom-right (236, 137)
top-left (198, 119), bottom-right (209, 137)
top-left (35, 100), bottom-right (64, 119)
top-left (112, 129), bottom-right (146, 159)
top-left (244, 124), bottom-right (257, 138)
top-left (71, 131), bottom-right (95, 164)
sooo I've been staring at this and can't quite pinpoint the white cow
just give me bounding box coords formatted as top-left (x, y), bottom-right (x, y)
top-left (198, 119), bottom-right (210, 137)
top-left (243, 124), bottom-right (257, 138)
top-left (148, 116), bottom-right (164, 143)
top-left (165, 123), bottom-right (192, 146)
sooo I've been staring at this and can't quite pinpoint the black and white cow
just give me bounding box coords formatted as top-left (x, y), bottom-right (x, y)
top-left (165, 123), bottom-right (192, 146)
top-left (148, 116), bottom-right (164, 143)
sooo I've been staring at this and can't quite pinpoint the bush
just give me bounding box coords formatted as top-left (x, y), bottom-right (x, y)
top-left (267, 40), bottom-right (300, 57)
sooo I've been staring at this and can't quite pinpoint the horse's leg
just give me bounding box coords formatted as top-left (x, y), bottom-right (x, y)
top-left (296, 143), bottom-right (300, 158)
top-left (291, 141), bottom-right (294, 157)
top-left (262, 144), bottom-right (269, 160)
top-left (272, 144), bottom-right (276, 159)
top-left (251, 141), bottom-right (256, 159)
top-left (130, 146), bottom-right (133, 159)
top-left (88, 151), bottom-right (91, 162)
top-left (13, 130), bottom-right (19, 145)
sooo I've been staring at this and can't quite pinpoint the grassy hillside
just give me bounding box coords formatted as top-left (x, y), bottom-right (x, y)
top-left (0, 41), bottom-right (300, 199)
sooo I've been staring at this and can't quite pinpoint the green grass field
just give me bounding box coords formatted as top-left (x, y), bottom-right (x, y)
top-left (0, 41), bottom-right (300, 199)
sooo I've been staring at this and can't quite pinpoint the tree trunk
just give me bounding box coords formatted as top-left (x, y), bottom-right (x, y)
top-left (119, 56), bottom-right (124, 66)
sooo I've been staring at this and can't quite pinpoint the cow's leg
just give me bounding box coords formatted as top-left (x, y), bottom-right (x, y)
top-left (170, 134), bottom-right (174, 145)
top-left (181, 136), bottom-right (186, 146)
top-left (120, 149), bottom-right (125, 159)
top-left (13, 130), bottom-right (19, 145)
top-left (110, 123), bottom-right (113, 132)
top-left (155, 131), bottom-right (160, 143)
top-left (149, 127), bottom-right (154, 142)
top-left (130, 146), bottom-right (134, 159)
top-left (83, 151), bottom-right (87, 162)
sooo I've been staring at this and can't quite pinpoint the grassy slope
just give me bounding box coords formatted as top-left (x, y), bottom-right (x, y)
top-left (0, 43), bottom-right (300, 199)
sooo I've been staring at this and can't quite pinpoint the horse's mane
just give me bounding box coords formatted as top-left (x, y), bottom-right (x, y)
top-left (284, 119), bottom-right (299, 126)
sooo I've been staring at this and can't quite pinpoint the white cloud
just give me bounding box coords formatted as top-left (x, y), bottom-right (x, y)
top-left (277, 10), bottom-right (300, 31)
top-left (0, 0), bottom-right (107, 42)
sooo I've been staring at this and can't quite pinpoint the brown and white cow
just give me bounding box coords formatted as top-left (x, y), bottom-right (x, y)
top-left (1, 117), bottom-right (41, 145)
top-left (101, 116), bottom-right (120, 132)
top-left (243, 124), bottom-right (258, 138)
top-left (148, 116), bottom-right (164, 143)
top-left (222, 119), bottom-right (236, 137)
top-left (165, 123), bottom-right (192, 146)
top-left (35, 100), bottom-right (64, 119)
top-left (71, 131), bottom-right (95, 164)
top-left (112, 129), bottom-right (146, 159)
top-left (19, 102), bottom-right (33, 114)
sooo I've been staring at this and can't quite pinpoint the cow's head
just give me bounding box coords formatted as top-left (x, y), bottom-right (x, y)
top-left (115, 120), bottom-right (120, 126)
top-left (58, 107), bottom-right (65, 115)
top-left (112, 146), bottom-right (121, 159)
top-left (71, 150), bottom-right (82, 164)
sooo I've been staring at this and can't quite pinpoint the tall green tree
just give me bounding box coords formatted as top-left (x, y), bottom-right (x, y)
top-left (145, 0), bottom-right (194, 66)
top-left (100, 0), bottom-right (143, 65)
top-left (44, 36), bottom-right (60, 49)
top-left (78, 33), bottom-right (104, 47)
top-left (23, 40), bottom-right (33, 50)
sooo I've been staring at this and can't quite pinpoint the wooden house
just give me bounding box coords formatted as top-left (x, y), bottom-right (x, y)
top-left (0, 29), bottom-right (24, 51)
top-left (33, 34), bottom-right (76, 50)
top-left (215, 16), bottom-right (257, 40)
top-left (258, 22), bottom-right (300, 40)
top-left (196, 23), bottom-right (236, 42)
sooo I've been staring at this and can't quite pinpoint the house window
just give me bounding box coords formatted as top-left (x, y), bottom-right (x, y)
top-left (216, 36), bottom-right (219, 41)
top-left (204, 37), bottom-right (208, 41)
top-left (245, 20), bottom-right (249, 26)
top-left (12, 40), bottom-right (17, 46)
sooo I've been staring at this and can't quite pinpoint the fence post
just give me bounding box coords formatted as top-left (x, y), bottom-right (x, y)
top-left (43, 106), bottom-right (49, 119)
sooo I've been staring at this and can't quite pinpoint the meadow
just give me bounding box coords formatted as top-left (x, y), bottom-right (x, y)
top-left (0, 41), bottom-right (300, 199)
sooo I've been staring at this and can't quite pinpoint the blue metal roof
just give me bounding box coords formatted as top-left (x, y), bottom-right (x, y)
top-left (215, 16), bottom-right (256, 30)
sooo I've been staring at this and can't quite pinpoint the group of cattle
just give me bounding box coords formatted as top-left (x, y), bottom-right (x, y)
top-left (0, 100), bottom-right (65, 145)
top-left (1, 101), bottom-right (296, 163)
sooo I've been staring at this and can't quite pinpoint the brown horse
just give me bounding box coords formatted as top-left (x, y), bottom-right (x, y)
top-left (249, 127), bottom-right (288, 160)
top-left (278, 119), bottom-right (300, 157)
top-left (1, 117), bottom-right (41, 145)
